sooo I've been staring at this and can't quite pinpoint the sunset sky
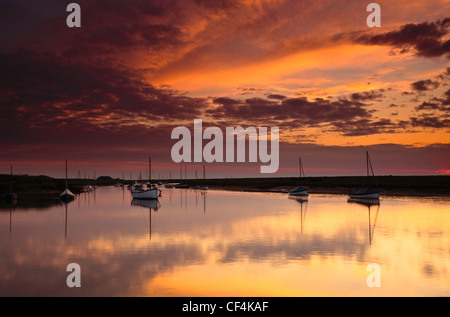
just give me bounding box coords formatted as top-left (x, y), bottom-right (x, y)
top-left (0, 0), bottom-right (449, 179)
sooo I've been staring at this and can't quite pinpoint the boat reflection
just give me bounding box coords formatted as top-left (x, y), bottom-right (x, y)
top-left (131, 198), bottom-right (161, 240)
top-left (2, 197), bottom-right (17, 233)
top-left (289, 196), bottom-right (308, 235)
top-left (60, 198), bottom-right (75, 239)
top-left (131, 198), bottom-right (161, 210)
top-left (347, 198), bottom-right (381, 245)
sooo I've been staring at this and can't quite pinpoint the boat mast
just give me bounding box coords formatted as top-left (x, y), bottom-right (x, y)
top-left (65, 159), bottom-right (68, 189)
top-left (299, 157), bottom-right (305, 178)
top-left (10, 165), bottom-right (13, 193)
top-left (149, 156), bottom-right (152, 184)
top-left (366, 151), bottom-right (374, 177)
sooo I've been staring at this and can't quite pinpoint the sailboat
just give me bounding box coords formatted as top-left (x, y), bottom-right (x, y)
top-left (347, 151), bottom-right (380, 199)
top-left (2, 166), bottom-right (17, 204)
top-left (60, 159), bottom-right (75, 202)
top-left (289, 157), bottom-right (309, 197)
top-left (131, 157), bottom-right (161, 199)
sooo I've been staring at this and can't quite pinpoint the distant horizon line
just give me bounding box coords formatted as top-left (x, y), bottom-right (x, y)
top-left (2, 173), bottom-right (449, 179)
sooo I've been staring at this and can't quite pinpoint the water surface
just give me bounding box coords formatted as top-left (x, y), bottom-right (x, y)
top-left (1, 186), bottom-right (449, 296)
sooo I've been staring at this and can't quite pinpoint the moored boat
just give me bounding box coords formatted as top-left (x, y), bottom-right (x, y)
top-left (131, 187), bottom-right (161, 199)
top-left (289, 186), bottom-right (309, 196)
top-left (347, 151), bottom-right (380, 199)
top-left (2, 166), bottom-right (17, 203)
top-left (130, 156), bottom-right (161, 199)
top-left (347, 187), bottom-right (380, 199)
top-left (59, 159), bottom-right (75, 202)
top-left (289, 157), bottom-right (309, 197)
top-left (60, 188), bottom-right (75, 202)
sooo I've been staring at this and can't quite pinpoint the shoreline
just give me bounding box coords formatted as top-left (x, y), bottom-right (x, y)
top-left (1, 175), bottom-right (449, 203)
top-left (173, 175), bottom-right (450, 198)
top-left (201, 185), bottom-right (450, 198)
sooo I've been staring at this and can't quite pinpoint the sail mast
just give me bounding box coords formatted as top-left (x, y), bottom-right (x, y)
top-left (149, 156), bottom-right (152, 184)
top-left (65, 159), bottom-right (68, 189)
top-left (299, 157), bottom-right (305, 178)
top-left (366, 151), bottom-right (374, 177)
top-left (10, 165), bottom-right (13, 193)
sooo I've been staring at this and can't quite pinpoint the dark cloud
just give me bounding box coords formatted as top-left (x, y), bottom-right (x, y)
top-left (411, 79), bottom-right (440, 91)
top-left (350, 90), bottom-right (384, 101)
top-left (0, 50), bottom-right (208, 152)
top-left (266, 94), bottom-right (287, 100)
top-left (411, 89), bottom-right (450, 129)
top-left (207, 93), bottom-right (408, 136)
top-left (353, 17), bottom-right (450, 59)
top-left (330, 118), bottom-right (408, 137)
top-left (411, 116), bottom-right (450, 128)
top-left (209, 96), bottom-right (371, 126)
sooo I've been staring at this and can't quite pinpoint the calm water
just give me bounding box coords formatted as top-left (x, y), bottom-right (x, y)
top-left (0, 186), bottom-right (449, 297)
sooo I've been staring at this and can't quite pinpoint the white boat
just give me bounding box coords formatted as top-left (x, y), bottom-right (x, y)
top-left (289, 186), bottom-right (309, 197)
top-left (59, 159), bottom-right (75, 202)
top-left (131, 187), bottom-right (161, 199)
top-left (81, 185), bottom-right (94, 192)
top-left (347, 151), bottom-right (380, 199)
top-left (131, 156), bottom-right (161, 199)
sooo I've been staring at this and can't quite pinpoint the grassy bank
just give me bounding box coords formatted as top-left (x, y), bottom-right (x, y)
top-left (1, 175), bottom-right (449, 201)
top-left (173, 175), bottom-right (450, 197)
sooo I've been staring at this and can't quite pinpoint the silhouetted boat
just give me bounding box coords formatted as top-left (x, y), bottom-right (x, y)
top-left (347, 151), bottom-right (380, 199)
top-left (191, 185), bottom-right (208, 190)
top-left (289, 157), bottom-right (309, 196)
top-left (59, 159), bottom-right (75, 202)
top-left (2, 166), bottom-right (17, 204)
top-left (347, 197), bottom-right (380, 206)
top-left (348, 187), bottom-right (379, 199)
top-left (289, 186), bottom-right (309, 197)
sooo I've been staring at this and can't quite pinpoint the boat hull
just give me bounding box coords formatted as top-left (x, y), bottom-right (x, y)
top-left (347, 192), bottom-right (380, 199)
top-left (347, 198), bottom-right (380, 206)
top-left (289, 191), bottom-right (309, 197)
top-left (131, 188), bottom-right (160, 199)
top-left (59, 189), bottom-right (75, 202)
top-left (2, 193), bottom-right (17, 204)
